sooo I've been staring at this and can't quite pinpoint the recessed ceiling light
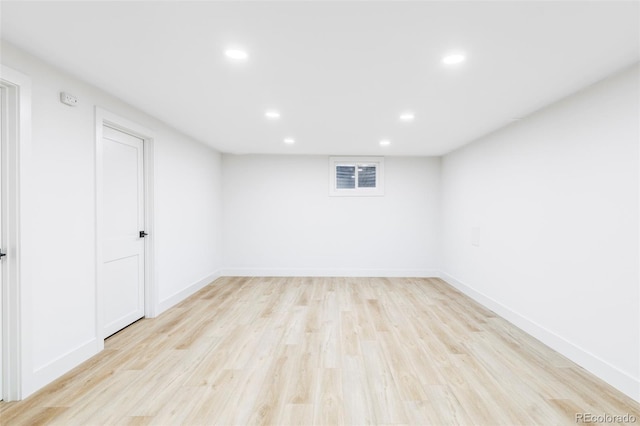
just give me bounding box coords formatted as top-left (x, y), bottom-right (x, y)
top-left (399, 112), bottom-right (415, 122)
top-left (265, 110), bottom-right (281, 119)
top-left (380, 139), bottom-right (391, 146)
top-left (442, 53), bottom-right (466, 65)
top-left (225, 49), bottom-right (248, 61)
top-left (284, 138), bottom-right (295, 144)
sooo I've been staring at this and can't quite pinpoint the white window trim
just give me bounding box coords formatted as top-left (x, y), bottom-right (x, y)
top-left (329, 156), bottom-right (385, 197)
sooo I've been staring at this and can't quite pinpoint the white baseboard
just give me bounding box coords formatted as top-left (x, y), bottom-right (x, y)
top-left (221, 267), bottom-right (440, 278)
top-left (25, 338), bottom-right (99, 398)
top-left (440, 271), bottom-right (640, 403)
top-left (157, 270), bottom-right (222, 315)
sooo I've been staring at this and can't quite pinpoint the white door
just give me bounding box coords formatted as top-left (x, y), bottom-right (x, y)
top-left (102, 125), bottom-right (145, 338)
top-left (0, 86), bottom-right (4, 399)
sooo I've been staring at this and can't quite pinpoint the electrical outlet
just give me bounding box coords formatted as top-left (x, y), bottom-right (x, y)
top-left (60, 92), bottom-right (78, 107)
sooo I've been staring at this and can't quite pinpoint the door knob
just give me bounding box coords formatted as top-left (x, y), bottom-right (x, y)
top-left (139, 231), bottom-right (148, 238)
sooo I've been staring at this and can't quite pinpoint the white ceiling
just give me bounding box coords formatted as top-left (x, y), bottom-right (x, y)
top-left (1, 1), bottom-right (638, 156)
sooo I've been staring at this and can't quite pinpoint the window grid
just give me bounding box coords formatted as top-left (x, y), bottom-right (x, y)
top-left (329, 157), bottom-right (384, 197)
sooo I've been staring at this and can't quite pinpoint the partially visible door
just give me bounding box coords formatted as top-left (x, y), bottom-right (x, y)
top-left (102, 125), bottom-right (145, 338)
top-left (0, 85), bottom-right (5, 398)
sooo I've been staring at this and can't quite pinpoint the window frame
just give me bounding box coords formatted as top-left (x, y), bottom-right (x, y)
top-left (329, 156), bottom-right (385, 197)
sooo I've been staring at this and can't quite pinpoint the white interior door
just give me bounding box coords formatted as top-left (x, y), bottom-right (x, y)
top-left (0, 87), bottom-right (4, 399)
top-left (102, 125), bottom-right (145, 338)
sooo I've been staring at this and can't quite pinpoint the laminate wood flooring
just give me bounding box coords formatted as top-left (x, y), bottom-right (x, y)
top-left (1, 277), bottom-right (639, 425)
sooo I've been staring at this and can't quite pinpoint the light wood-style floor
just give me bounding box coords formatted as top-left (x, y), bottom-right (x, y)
top-left (1, 277), bottom-right (639, 425)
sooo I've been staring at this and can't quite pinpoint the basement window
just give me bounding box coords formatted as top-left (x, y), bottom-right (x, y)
top-left (329, 157), bottom-right (385, 196)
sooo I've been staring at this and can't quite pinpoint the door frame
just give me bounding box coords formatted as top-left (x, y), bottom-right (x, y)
top-left (0, 65), bottom-right (31, 401)
top-left (95, 107), bottom-right (156, 347)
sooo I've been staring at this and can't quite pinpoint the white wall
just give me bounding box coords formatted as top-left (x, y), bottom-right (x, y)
top-left (441, 64), bottom-right (640, 401)
top-left (155, 129), bottom-right (223, 312)
top-left (222, 155), bottom-right (440, 276)
top-left (1, 41), bottom-right (223, 397)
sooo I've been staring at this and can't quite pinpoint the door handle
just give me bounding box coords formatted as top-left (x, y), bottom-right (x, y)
top-left (139, 231), bottom-right (148, 238)
top-left (0, 251), bottom-right (5, 258)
